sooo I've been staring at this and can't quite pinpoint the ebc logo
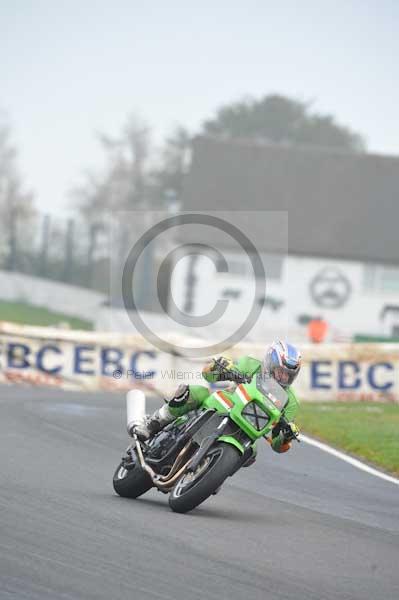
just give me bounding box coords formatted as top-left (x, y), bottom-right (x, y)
top-left (3, 342), bottom-right (157, 380)
top-left (310, 360), bottom-right (394, 391)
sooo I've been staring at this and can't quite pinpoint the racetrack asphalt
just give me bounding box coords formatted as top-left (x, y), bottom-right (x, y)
top-left (1, 384), bottom-right (398, 600)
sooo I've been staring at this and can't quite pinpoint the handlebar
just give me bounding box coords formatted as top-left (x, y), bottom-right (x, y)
top-left (213, 359), bottom-right (251, 384)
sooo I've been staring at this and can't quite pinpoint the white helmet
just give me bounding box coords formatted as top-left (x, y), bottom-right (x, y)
top-left (263, 340), bottom-right (301, 388)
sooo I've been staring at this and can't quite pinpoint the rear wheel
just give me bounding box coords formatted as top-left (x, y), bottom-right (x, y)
top-left (113, 457), bottom-right (153, 499)
top-left (168, 443), bottom-right (240, 514)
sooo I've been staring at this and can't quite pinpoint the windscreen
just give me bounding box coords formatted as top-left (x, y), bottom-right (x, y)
top-left (255, 373), bottom-right (289, 411)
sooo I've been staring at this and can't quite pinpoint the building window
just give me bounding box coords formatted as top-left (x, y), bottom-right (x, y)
top-left (380, 267), bottom-right (399, 291)
top-left (263, 254), bottom-right (284, 280)
top-left (216, 253), bottom-right (283, 280)
top-left (363, 265), bottom-right (377, 290)
top-left (215, 257), bottom-right (247, 276)
top-left (363, 265), bottom-right (399, 292)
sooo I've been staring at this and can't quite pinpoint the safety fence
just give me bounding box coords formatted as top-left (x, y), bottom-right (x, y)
top-left (0, 321), bottom-right (398, 402)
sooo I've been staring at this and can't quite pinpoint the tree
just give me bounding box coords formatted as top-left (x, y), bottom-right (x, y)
top-left (71, 115), bottom-right (158, 291)
top-left (73, 114), bottom-right (153, 222)
top-left (152, 126), bottom-right (191, 205)
top-left (202, 94), bottom-right (365, 152)
top-left (0, 114), bottom-right (35, 270)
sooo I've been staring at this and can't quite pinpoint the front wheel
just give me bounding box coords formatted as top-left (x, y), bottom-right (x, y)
top-left (169, 443), bottom-right (240, 514)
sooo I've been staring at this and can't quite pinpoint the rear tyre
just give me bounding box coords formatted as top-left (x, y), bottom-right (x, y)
top-left (168, 443), bottom-right (240, 514)
top-left (113, 459), bottom-right (153, 499)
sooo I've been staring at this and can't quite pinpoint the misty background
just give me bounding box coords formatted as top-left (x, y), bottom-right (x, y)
top-left (2, 0), bottom-right (398, 212)
top-left (0, 0), bottom-right (398, 341)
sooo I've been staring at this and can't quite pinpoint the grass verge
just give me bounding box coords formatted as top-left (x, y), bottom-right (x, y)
top-left (298, 401), bottom-right (399, 477)
top-left (0, 300), bottom-right (93, 330)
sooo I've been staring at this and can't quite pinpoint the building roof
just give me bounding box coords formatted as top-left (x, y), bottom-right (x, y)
top-left (182, 136), bottom-right (399, 264)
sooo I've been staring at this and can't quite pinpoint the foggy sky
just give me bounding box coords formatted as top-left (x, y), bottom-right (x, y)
top-left (1, 0), bottom-right (398, 214)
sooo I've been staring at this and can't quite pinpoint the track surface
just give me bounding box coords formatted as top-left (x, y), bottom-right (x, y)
top-left (1, 385), bottom-right (398, 600)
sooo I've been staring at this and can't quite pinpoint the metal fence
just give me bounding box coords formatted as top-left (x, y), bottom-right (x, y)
top-left (0, 213), bottom-right (110, 293)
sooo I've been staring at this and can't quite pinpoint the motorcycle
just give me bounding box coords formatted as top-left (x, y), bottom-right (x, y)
top-left (113, 365), bottom-right (299, 513)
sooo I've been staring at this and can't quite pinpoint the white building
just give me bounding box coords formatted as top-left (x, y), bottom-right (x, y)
top-left (170, 137), bottom-right (399, 342)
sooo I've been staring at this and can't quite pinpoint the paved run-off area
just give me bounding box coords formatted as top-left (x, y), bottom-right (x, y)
top-left (1, 385), bottom-right (398, 600)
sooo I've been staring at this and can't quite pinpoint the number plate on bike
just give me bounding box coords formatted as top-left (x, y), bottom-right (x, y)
top-left (192, 413), bottom-right (226, 445)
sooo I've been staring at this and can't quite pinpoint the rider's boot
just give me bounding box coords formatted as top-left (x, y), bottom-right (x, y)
top-left (130, 404), bottom-right (174, 442)
top-left (129, 385), bottom-right (191, 442)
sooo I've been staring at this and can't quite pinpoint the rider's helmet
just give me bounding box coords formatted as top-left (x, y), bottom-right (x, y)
top-left (263, 340), bottom-right (301, 388)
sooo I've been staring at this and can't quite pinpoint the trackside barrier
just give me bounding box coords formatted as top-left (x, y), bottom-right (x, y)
top-left (0, 322), bottom-right (398, 402)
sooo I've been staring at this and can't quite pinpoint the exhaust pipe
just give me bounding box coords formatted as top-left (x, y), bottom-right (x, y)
top-left (126, 388), bottom-right (192, 490)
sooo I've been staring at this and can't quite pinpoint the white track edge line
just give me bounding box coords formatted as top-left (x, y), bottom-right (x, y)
top-left (300, 434), bottom-right (399, 487)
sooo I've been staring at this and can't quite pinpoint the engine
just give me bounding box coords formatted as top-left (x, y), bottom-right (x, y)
top-left (147, 428), bottom-right (180, 460)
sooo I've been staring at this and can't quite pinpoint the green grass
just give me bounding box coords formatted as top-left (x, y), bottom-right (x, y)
top-left (0, 300), bottom-right (93, 330)
top-left (298, 402), bottom-right (399, 477)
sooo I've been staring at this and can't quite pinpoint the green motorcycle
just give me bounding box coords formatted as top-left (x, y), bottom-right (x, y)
top-left (113, 368), bottom-right (299, 513)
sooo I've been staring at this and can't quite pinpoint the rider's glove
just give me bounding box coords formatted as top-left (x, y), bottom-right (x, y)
top-left (165, 384), bottom-right (190, 408)
top-left (213, 356), bottom-right (235, 373)
top-left (212, 357), bottom-right (248, 382)
top-left (281, 421), bottom-right (300, 442)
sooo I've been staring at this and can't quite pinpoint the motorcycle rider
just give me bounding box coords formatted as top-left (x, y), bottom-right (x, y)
top-left (132, 340), bottom-right (301, 454)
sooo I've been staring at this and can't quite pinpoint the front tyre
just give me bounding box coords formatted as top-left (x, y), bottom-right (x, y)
top-left (113, 459), bottom-right (153, 499)
top-left (169, 443), bottom-right (240, 514)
